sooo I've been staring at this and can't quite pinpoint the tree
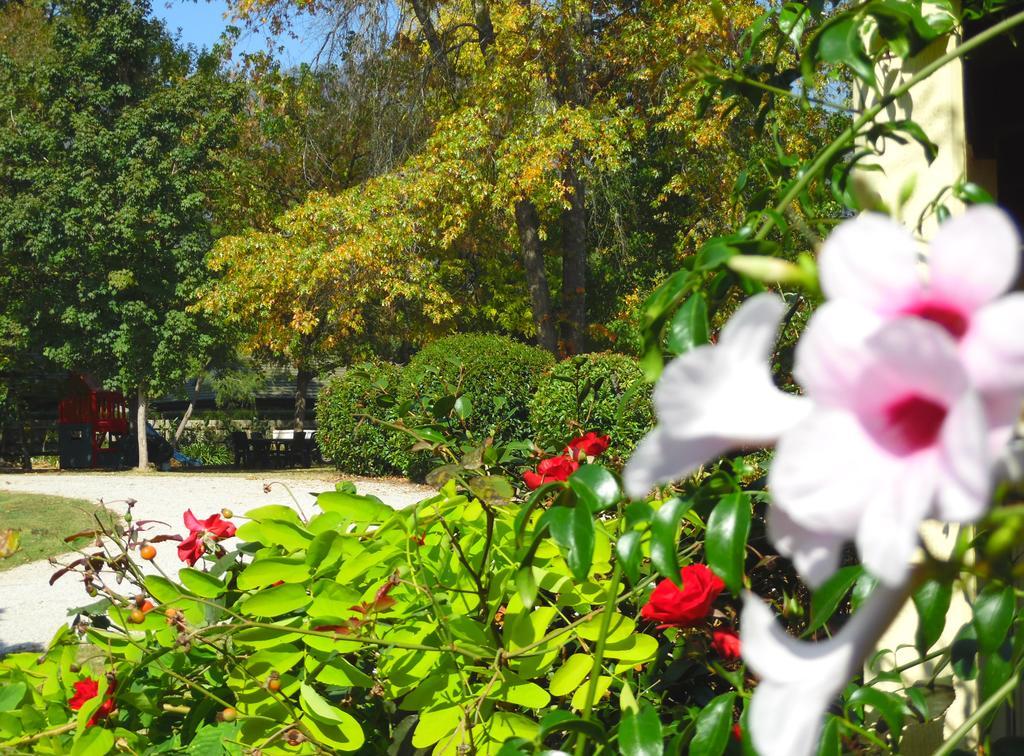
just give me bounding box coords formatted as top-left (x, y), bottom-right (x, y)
top-left (219, 1), bottom-right (796, 359)
top-left (0, 0), bottom-right (239, 468)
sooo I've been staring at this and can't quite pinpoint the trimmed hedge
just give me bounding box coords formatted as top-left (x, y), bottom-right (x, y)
top-left (316, 362), bottom-right (408, 476)
top-left (529, 351), bottom-right (653, 465)
top-left (397, 334), bottom-right (555, 445)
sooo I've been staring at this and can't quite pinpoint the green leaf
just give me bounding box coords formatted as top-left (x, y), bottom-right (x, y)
top-left (912, 579), bottom-right (952, 652)
top-left (808, 565), bottom-right (864, 633)
top-left (468, 475), bottom-right (514, 506)
top-left (237, 557), bottom-right (311, 590)
top-left (539, 505), bottom-right (595, 582)
top-left (316, 491), bottom-right (394, 522)
top-left (240, 583), bottom-right (311, 618)
top-left (619, 701), bottom-right (663, 756)
top-left (779, 2), bottom-right (809, 48)
top-left (690, 692), bottom-right (736, 756)
top-left (515, 565), bottom-right (539, 610)
top-left (980, 640), bottom-right (1015, 709)
top-left (178, 568), bottom-right (226, 599)
top-left (0, 683), bottom-right (26, 712)
top-left (300, 683), bottom-right (365, 741)
top-left (640, 270), bottom-right (693, 329)
top-left (569, 464), bottom-right (621, 513)
top-left (412, 705), bottom-right (464, 748)
top-left (550, 654), bottom-right (592, 697)
top-left (953, 181), bottom-right (995, 205)
top-left (538, 710), bottom-right (606, 742)
top-left (846, 687), bottom-right (907, 740)
top-left (973, 584), bottom-right (1016, 653)
top-left (951, 622), bottom-right (979, 680)
top-left (568, 503), bottom-right (597, 581)
top-left (650, 497), bottom-right (692, 582)
top-left (145, 575), bottom-right (183, 603)
top-left (71, 726), bottom-right (114, 755)
top-left (808, 16), bottom-right (874, 85)
top-left (705, 493), bottom-right (751, 593)
top-left (694, 238), bottom-right (738, 271)
top-left (817, 715), bottom-right (840, 756)
top-left (544, 655), bottom-right (599, 704)
top-left (666, 293), bottom-right (709, 355)
top-left (454, 395), bottom-right (472, 420)
top-left (616, 530), bottom-right (643, 585)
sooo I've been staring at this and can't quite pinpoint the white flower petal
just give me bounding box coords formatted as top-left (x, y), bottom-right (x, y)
top-left (655, 294), bottom-right (809, 440)
top-left (862, 317), bottom-right (968, 407)
top-left (936, 390), bottom-right (992, 523)
top-left (960, 293), bottom-right (1024, 393)
top-left (818, 213), bottom-right (922, 310)
top-left (622, 426), bottom-right (736, 499)
top-left (794, 300), bottom-right (884, 405)
top-left (742, 583), bottom-right (910, 756)
top-left (983, 390), bottom-right (1023, 455)
top-left (856, 461), bottom-right (935, 586)
top-left (929, 205), bottom-right (1021, 310)
top-left (717, 291), bottom-right (789, 361)
top-left (767, 508), bottom-right (844, 589)
top-left (770, 408), bottom-right (886, 534)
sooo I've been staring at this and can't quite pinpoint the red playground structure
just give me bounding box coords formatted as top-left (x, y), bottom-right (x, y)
top-left (57, 374), bottom-right (130, 468)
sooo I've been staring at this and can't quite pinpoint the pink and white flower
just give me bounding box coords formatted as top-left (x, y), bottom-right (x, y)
top-left (818, 206), bottom-right (1024, 442)
top-left (627, 208), bottom-right (1022, 588)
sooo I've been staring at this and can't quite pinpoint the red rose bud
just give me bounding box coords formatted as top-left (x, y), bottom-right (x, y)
top-left (523, 454), bottom-right (579, 490)
top-left (566, 431), bottom-right (611, 460)
top-left (711, 628), bottom-right (742, 660)
top-left (641, 564), bottom-right (724, 628)
top-left (732, 723), bottom-right (743, 742)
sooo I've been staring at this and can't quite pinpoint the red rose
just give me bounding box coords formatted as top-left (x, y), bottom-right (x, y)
top-left (68, 677), bottom-right (116, 726)
top-left (523, 455), bottom-right (579, 490)
top-left (711, 628), bottom-right (741, 660)
top-left (566, 432), bottom-right (610, 460)
top-left (640, 564), bottom-right (724, 627)
top-left (177, 509), bottom-right (237, 565)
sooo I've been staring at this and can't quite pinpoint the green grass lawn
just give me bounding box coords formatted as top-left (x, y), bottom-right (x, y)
top-left (0, 492), bottom-right (117, 570)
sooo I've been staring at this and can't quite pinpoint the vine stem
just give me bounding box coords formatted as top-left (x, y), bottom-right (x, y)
top-left (574, 560), bottom-right (623, 756)
top-left (932, 663), bottom-right (1022, 756)
top-left (2, 721), bottom-right (77, 748)
top-left (754, 7), bottom-right (1024, 242)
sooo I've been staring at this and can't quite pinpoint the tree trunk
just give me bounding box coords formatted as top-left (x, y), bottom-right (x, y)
top-left (136, 386), bottom-right (149, 471)
top-left (560, 168), bottom-right (587, 355)
top-left (473, 0), bottom-right (496, 56)
top-left (172, 373), bottom-right (203, 451)
top-left (294, 369), bottom-right (313, 432)
top-left (514, 198), bottom-right (558, 354)
top-left (409, 0), bottom-right (454, 79)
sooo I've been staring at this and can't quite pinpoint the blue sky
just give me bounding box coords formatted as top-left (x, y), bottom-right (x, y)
top-left (153, 0), bottom-right (319, 65)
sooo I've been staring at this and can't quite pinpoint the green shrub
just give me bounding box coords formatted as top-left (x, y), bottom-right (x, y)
top-left (316, 362), bottom-right (408, 476)
top-left (397, 334), bottom-right (554, 444)
top-left (178, 440), bottom-right (232, 466)
top-left (529, 351), bottom-right (653, 465)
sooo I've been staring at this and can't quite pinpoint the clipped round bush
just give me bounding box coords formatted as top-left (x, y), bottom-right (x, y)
top-left (529, 351), bottom-right (653, 465)
top-left (316, 362), bottom-right (408, 476)
top-left (397, 334), bottom-right (555, 445)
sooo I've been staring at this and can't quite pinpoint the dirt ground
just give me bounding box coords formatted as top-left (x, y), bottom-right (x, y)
top-left (0, 469), bottom-right (432, 652)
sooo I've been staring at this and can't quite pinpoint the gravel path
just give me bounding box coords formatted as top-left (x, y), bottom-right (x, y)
top-left (0, 471), bottom-right (433, 652)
